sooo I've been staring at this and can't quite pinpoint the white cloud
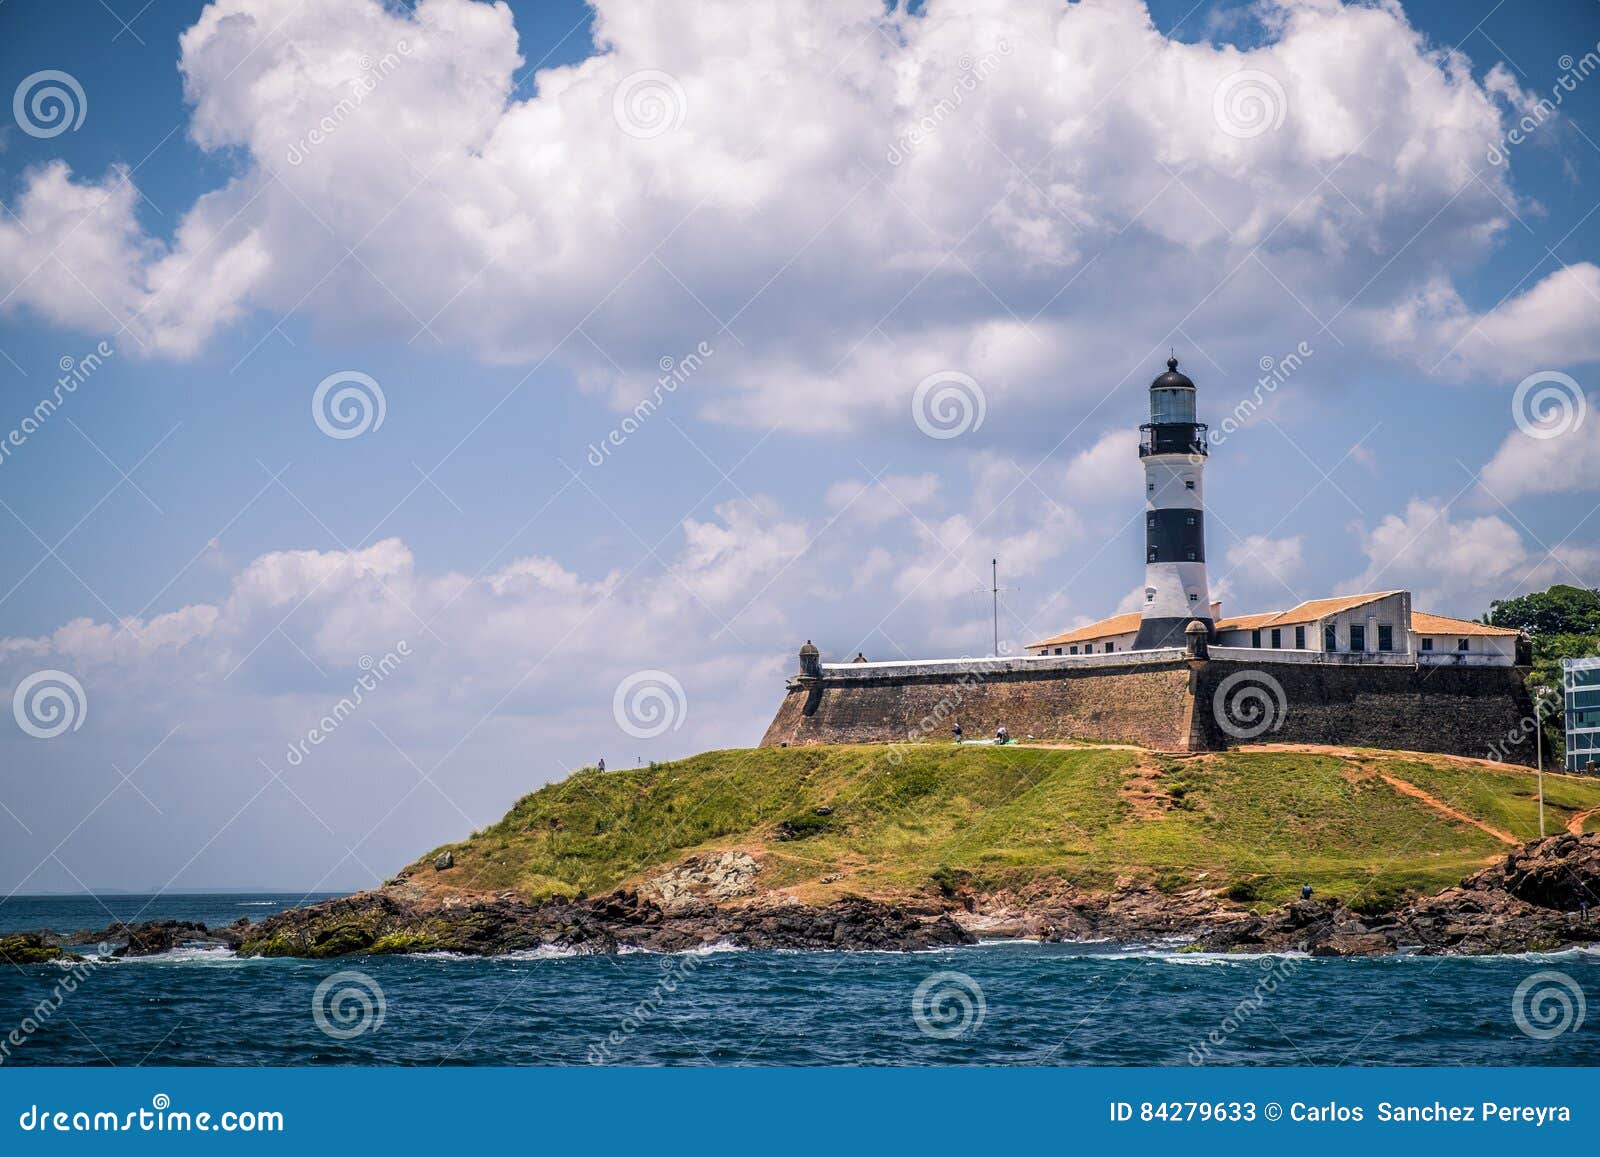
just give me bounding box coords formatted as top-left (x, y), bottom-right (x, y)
top-left (1479, 393), bottom-right (1600, 502)
top-left (825, 473), bottom-right (941, 526)
top-left (0, 448), bottom-right (1131, 888)
top-left (1225, 533), bottom-right (1305, 585)
top-left (1340, 497), bottom-right (1598, 613)
top-left (1370, 264), bottom-right (1600, 380)
top-left (0, 0), bottom-right (1543, 431)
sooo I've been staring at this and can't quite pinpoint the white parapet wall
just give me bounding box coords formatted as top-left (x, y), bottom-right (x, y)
top-left (817, 645), bottom-right (1506, 681)
top-left (818, 648), bottom-right (1188, 680)
top-left (1205, 646), bottom-right (1417, 666)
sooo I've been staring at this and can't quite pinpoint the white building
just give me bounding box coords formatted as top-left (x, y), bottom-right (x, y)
top-left (1029, 590), bottom-right (1519, 665)
top-left (1563, 656), bottom-right (1600, 773)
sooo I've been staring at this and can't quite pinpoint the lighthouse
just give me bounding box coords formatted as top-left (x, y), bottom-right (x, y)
top-left (1132, 356), bottom-right (1213, 650)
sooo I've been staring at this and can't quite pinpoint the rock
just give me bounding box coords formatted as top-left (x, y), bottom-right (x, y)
top-left (1462, 832), bottom-right (1600, 910)
top-left (36, 919), bottom-right (246, 958)
top-left (120, 921), bottom-right (203, 957)
top-left (232, 884), bottom-right (974, 958)
top-left (643, 850), bottom-right (760, 909)
top-left (0, 933), bottom-right (77, 964)
top-left (434, 850), bottom-right (454, 871)
top-left (1311, 932), bottom-right (1392, 957)
top-left (28, 833), bottom-right (1600, 962)
top-left (1184, 834), bottom-right (1600, 956)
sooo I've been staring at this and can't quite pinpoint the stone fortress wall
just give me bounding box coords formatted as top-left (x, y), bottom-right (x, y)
top-left (760, 645), bottom-right (1540, 766)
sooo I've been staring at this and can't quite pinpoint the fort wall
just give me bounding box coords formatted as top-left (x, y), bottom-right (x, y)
top-left (760, 652), bottom-right (1197, 751)
top-left (759, 652), bottom-right (1540, 766)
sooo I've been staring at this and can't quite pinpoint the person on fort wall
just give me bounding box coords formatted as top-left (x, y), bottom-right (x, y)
top-left (951, 722), bottom-right (963, 743)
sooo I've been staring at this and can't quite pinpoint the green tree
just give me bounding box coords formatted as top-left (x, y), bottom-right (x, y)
top-left (1485, 585), bottom-right (1600, 770)
top-left (1486, 584), bottom-right (1600, 636)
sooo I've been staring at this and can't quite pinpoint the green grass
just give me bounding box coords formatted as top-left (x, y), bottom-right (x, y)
top-left (405, 744), bottom-right (1600, 909)
top-left (1378, 757), bottom-right (1598, 839)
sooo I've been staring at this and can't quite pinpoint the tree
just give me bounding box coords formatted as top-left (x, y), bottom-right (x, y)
top-left (1487, 585), bottom-right (1600, 637)
top-left (1484, 585), bottom-right (1600, 771)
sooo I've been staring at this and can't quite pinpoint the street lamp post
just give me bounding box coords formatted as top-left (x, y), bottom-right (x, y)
top-left (1535, 684), bottom-right (1552, 838)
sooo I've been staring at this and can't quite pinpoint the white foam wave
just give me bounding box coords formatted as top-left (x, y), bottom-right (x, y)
top-left (495, 944), bottom-right (590, 961)
top-left (114, 946), bottom-right (242, 964)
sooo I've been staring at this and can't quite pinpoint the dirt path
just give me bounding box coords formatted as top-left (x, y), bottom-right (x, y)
top-left (1377, 772), bottom-right (1519, 845)
top-left (1568, 807), bottom-right (1600, 836)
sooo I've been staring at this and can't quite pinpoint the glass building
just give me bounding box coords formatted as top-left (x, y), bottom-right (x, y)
top-left (1562, 657), bottom-right (1600, 773)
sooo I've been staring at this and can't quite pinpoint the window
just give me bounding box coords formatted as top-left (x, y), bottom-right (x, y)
top-left (1270, 628), bottom-right (1282, 648)
top-left (1188, 593), bottom-right (1198, 602)
top-left (1147, 515), bottom-right (1156, 528)
top-left (1053, 648), bottom-right (1062, 655)
top-left (1251, 629), bottom-right (1261, 648)
top-left (1185, 548), bottom-right (1196, 560)
top-left (1185, 514), bottom-right (1195, 525)
top-left (1185, 480), bottom-right (1195, 490)
top-left (1377, 624), bottom-right (1394, 652)
top-left (1106, 642), bottom-right (1115, 653)
top-left (1421, 637), bottom-right (1433, 652)
top-left (1294, 625), bottom-right (1305, 649)
top-left (1458, 637), bottom-right (1470, 652)
top-left (1146, 590), bottom-right (1155, 603)
top-left (1069, 645), bottom-right (1078, 655)
top-left (1350, 624), bottom-right (1366, 652)
top-left (1148, 482), bottom-right (1155, 493)
top-left (1323, 624), bottom-right (1337, 651)
top-left (1148, 548), bottom-right (1158, 562)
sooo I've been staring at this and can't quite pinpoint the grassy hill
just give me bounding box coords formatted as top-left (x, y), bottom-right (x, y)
top-left (403, 744), bottom-right (1600, 910)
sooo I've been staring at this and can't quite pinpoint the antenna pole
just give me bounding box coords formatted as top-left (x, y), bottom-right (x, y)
top-left (992, 558), bottom-right (999, 657)
top-left (975, 561), bottom-right (1018, 657)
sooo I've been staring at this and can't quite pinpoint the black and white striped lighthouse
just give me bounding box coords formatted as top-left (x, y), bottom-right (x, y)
top-left (1132, 356), bottom-right (1213, 650)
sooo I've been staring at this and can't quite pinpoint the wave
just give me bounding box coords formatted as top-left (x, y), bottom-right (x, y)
top-left (609, 939), bottom-right (747, 957)
top-left (111, 946), bottom-right (244, 965)
top-left (494, 945), bottom-right (599, 961)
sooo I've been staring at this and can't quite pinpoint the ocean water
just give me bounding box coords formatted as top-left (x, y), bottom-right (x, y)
top-left (0, 893), bottom-right (342, 936)
top-left (2, 895), bottom-right (1596, 1066)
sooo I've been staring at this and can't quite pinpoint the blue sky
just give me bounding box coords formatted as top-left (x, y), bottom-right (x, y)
top-left (1, 0), bottom-right (1598, 893)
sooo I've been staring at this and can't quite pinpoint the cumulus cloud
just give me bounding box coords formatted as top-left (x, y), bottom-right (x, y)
top-left (1478, 391), bottom-right (1600, 502)
top-left (1221, 532), bottom-right (1306, 600)
top-left (0, 0), bottom-right (1543, 431)
top-left (1369, 264), bottom-right (1600, 380)
top-left (1340, 497), bottom-right (1599, 612)
top-left (0, 441), bottom-right (1135, 888)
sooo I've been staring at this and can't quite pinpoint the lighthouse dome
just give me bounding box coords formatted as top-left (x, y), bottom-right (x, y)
top-left (1151, 356), bottom-right (1194, 391)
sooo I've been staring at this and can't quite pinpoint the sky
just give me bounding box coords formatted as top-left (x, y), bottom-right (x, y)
top-left (1, 0), bottom-right (1599, 895)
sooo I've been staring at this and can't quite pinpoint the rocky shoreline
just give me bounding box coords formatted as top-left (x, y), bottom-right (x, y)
top-left (5, 833), bottom-right (1597, 964)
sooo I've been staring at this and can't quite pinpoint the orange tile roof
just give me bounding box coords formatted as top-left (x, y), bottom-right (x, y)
top-left (1030, 594), bottom-right (1522, 652)
top-left (1411, 611), bottom-right (1520, 637)
top-left (1028, 611), bottom-right (1142, 649)
top-left (1214, 591), bottom-right (1404, 632)
top-left (1211, 609), bottom-right (1282, 632)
